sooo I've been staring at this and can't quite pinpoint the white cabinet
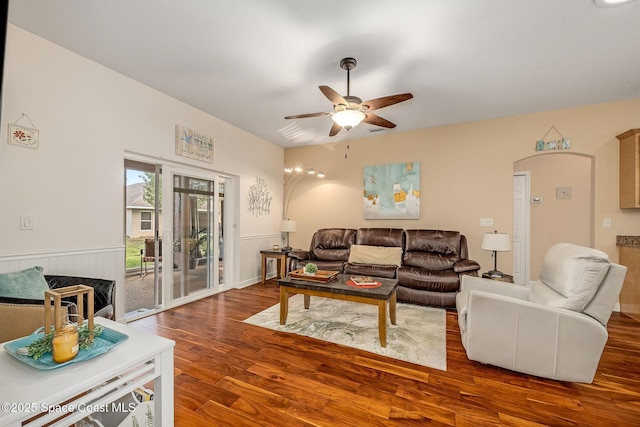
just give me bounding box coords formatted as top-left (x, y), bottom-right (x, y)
top-left (0, 318), bottom-right (174, 427)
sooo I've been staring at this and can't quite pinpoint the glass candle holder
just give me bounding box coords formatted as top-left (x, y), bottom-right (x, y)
top-left (52, 324), bottom-right (79, 363)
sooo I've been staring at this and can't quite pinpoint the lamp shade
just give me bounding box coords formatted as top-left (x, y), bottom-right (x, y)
top-left (331, 109), bottom-right (365, 129)
top-left (481, 232), bottom-right (511, 251)
top-left (280, 219), bottom-right (296, 233)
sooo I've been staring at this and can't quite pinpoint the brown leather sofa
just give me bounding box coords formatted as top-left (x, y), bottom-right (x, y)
top-left (287, 227), bottom-right (480, 308)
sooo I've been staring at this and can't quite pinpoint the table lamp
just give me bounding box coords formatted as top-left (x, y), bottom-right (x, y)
top-left (280, 219), bottom-right (296, 250)
top-left (481, 231), bottom-right (511, 278)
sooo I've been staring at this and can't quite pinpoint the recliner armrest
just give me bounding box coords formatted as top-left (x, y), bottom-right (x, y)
top-left (453, 259), bottom-right (481, 273)
top-left (460, 275), bottom-right (530, 300)
top-left (287, 250), bottom-right (311, 261)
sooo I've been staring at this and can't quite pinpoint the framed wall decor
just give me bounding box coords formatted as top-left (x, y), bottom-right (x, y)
top-left (8, 113), bottom-right (40, 150)
top-left (8, 123), bottom-right (39, 149)
top-left (175, 125), bottom-right (214, 163)
top-left (363, 162), bottom-right (421, 219)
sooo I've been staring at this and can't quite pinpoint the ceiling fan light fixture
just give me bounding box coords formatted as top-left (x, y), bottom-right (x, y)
top-left (594, 0), bottom-right (636, 6)
top-left (332, 109), bottom-right (365, 129)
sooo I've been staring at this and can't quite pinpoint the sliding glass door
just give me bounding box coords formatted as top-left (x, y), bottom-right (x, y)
top-left (171, 174), bottom-right (224, 301)
top-left (124, 160), bottom-right (162, 318)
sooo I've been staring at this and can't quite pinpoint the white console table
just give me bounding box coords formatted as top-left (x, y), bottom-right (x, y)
top-left (0, 318), bottom-right (175, 426)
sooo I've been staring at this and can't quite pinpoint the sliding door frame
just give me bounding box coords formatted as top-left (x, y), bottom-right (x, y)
top-left (125, 152), bottom-right (235, 317)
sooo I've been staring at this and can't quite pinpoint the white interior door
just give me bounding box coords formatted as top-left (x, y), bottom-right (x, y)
top-left (513, 172), bottom-right (530, 285)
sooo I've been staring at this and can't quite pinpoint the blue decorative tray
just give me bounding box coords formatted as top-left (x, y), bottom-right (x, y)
top-left (3, 326), bottom-right (128, 370)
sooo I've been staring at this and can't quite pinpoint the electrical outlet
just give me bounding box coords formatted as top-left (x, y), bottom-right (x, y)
top-left (480, 218), bottom-right (494, 227)
top-left (603, 218), bottom-right (612, 228)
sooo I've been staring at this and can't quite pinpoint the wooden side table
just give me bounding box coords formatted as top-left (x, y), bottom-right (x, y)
top-left (261, 249), bottom-right (290, 284)
top-left (482, 273), bottom-right (514, 283)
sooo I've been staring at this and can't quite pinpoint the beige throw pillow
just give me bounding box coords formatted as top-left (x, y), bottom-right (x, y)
top-left (348, 244), bottom-right (403, 266)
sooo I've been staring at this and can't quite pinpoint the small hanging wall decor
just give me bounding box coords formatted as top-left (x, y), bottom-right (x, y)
top-left (8, 113), bottom-right (39, 149)
top-left (535, 125), bottom-right (570, 152)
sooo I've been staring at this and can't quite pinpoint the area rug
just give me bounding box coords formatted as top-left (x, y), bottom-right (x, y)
top-left (243, 294), bottom-right (446, 371)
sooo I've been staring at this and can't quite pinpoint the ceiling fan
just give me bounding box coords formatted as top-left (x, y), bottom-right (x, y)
top-left (285, 57), bottom-right (413, 137)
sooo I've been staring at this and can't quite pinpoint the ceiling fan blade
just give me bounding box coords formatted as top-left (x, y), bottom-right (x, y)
top-left (319, 86), bottom-right (347, 105)
top-left (329, 122), bottom-right (342, 136)
top-left (361, 93), bottom-right (413, 111)
top-left (363, 113), bottom-right (396, 129)
top-left (284, 112), bottom-right (331, 119)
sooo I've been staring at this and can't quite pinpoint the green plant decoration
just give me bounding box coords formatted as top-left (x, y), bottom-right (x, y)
top-left (304, 263), bottom-right (318, 274)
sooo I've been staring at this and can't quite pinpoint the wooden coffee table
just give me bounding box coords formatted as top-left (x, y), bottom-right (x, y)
top-left (277, 273), bottom-right (398, 347)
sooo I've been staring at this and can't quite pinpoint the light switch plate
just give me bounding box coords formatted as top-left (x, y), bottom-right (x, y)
top-left (20, 216), bottom-right (33, 231)
top-left (480, 218), bottom-right (494, 227)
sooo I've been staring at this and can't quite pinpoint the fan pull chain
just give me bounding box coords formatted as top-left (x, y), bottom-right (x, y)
top-left (345, 132), bottom-right (350, 159)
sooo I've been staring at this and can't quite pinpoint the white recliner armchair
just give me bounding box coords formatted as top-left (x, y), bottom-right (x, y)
top-left (456, 243), bottom-right (627, 383)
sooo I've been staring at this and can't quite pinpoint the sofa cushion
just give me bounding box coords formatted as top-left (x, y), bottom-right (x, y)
top-left (529, 243), bottom-right (611, 312)
top-left (398, 286), bottom-right (457, 308)
top-left (344, 262), bottom-right (398, 279)
top-left (405, 230), bottom-right (460, 255)
top-left (355, 228), bottom-right (405, 247)
top-left (397, 266), bottom-right (460, 292)
top-left (528, 280), bottom-right (569, 308)
top-left (0, 266), bottom-right (50, 300)
top-left (0, 297), bottom-right (74, 342)
top-left (310, 228), bottom-right (356, 261)
top-left (348, 244), bottom-right (403, 266)
top-left (403, 230), bottom-right (461, 270)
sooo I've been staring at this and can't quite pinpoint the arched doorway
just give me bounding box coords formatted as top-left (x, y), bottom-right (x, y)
top-left (513, 153), bottom-right (594, 284)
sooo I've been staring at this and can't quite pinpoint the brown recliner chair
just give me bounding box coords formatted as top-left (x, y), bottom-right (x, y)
top-left (397, 230), bottom-right (480, 308)
top-left (287, 228), bottom-right (356, 273)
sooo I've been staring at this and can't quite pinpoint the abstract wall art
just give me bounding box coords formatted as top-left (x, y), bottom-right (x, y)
top-left (363, 162), bottom-right (420, 219)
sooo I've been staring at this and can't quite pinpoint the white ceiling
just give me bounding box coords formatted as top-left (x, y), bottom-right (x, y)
top-left (8, 0), bottom-right (640, 148)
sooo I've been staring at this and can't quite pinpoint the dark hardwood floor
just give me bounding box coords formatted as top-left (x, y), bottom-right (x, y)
top-left (129, 280), bottom-right (640, 426)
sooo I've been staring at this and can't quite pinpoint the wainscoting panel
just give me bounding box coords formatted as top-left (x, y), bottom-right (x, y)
top-left (0, 247), bottom-right (126, 320)
top-left (237, 234), bottom-right (281, 287)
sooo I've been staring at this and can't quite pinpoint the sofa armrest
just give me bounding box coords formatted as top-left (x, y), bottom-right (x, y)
top-left (287, 250), bottom-right (311, 261)
top-left (453, 259), bottom-right (481, 273)
top-left (458, 290), bottom-right (608, 382)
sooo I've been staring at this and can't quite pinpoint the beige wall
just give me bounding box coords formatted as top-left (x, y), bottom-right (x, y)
top-left (515, 153), bottom-right (593, 279)
top-left (284, 99), bottom-right (640, 274)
